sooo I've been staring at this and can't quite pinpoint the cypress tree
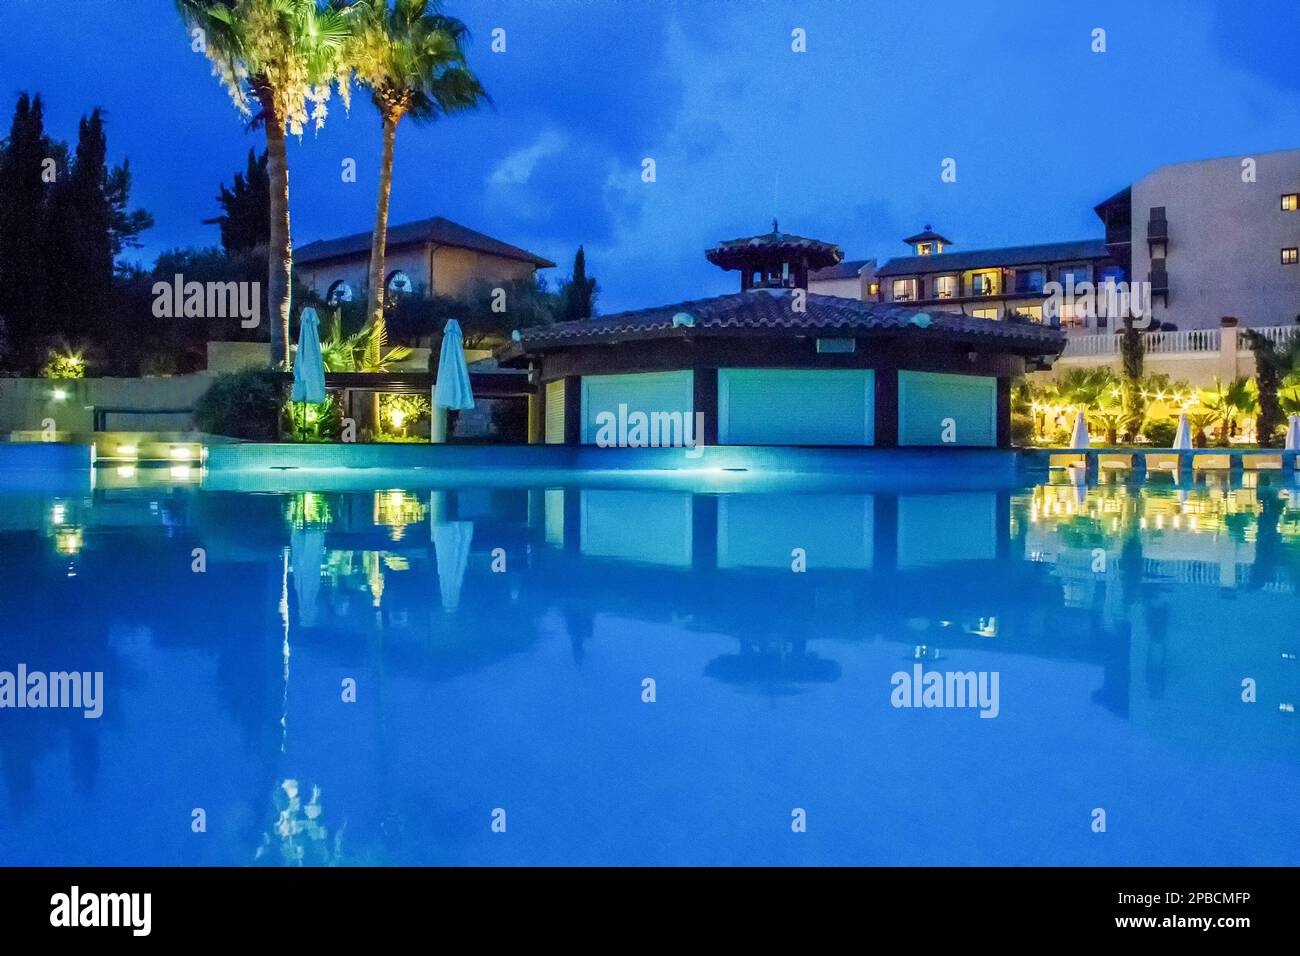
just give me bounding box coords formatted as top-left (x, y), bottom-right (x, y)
top-left (562, 246), bottom-right (597, 322)
top-left (0, 93), bottom-right (51, 366)
top-left (61, 110), bottom-right (115, 323)
top-left (205, 149), bottom-right (271, 254)
top-left (45, 108), bottom-right (152, 344)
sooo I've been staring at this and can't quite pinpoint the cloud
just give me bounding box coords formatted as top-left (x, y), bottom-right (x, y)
top-left (488, 129), bottom-right (568, 187)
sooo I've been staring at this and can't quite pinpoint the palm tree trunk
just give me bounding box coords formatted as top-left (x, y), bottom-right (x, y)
top-left (367, 111), bottom-right (399, 336)
top-left (366, 109), bottom-right (401, 432)
top-left (264, 105), bottom-right (293, 370)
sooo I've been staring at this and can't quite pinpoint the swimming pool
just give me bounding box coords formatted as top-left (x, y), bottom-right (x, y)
top-left (1, 456), bottom-right (1298, 866)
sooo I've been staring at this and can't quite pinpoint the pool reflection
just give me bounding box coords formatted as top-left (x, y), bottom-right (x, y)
top-left (1, 476), bottom-right (1299, 865)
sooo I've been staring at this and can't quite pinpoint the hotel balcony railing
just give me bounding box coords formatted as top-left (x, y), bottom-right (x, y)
top-left (1150, 261), bottom-right (1169, 294)
top-left (1059, 327), bottom-right (1246, 357)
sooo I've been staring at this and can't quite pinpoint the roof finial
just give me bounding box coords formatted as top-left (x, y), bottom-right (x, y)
top-left (924, 223), bottom-right (931, 231)
top-left (772, 218), bottom-right (780, 235)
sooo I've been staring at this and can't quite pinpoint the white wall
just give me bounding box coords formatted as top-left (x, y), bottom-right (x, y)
top-left (1133, 148), bottom-right (1300, 330)
top-left (808, 276), bottom-right (864, 299)
top-left (297, 244), bottom-right (430, 302)
top-left (0, 375), bottom-right (214, 434)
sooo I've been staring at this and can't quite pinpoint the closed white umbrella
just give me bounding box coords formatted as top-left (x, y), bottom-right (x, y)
top-left (291, 308), bottom-right (326, 404)
top-left (291, 308), bottom-right (327, 440)
top-left (433, 521), bottom-right (474, 613)
top-left (291, 526), bottom-right (324, 628)
top-left (1070, 411), bottom-right (1090, 449)
top-left (1286, 415), bottom-right (1300, 451)
top-left (1173, 411), bottom-right (1193, 450)
top-left (432, 319), bottom-right (475, 443)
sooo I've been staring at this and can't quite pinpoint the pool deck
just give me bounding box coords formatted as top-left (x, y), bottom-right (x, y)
top-left (1020, 446), bottom-right (1300, 480)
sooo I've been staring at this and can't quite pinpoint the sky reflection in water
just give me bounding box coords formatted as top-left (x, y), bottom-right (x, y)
top-left (1, 474), bottom-right (1298, 866)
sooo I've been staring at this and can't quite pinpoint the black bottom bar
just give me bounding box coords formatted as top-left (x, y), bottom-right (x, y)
top-left (0, 866), bottom-right (1290, 940)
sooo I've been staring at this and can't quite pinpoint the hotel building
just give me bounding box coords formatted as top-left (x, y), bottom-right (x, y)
top-left (812, 148), bottom-right (1300, 335)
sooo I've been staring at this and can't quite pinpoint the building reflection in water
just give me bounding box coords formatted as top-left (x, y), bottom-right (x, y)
top-left (3, 474), bottom-right (1299, 859)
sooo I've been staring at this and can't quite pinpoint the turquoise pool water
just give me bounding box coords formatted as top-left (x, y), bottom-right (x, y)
top-left (1, 468), bottom-right (1298, 865)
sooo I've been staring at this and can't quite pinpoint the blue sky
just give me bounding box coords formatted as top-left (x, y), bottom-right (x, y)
top-left (3, 0), bottom-right (1299, 311)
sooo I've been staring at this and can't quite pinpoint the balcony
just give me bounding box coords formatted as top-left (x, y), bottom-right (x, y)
top-left (1149, 260), bottom-right (1169, 296)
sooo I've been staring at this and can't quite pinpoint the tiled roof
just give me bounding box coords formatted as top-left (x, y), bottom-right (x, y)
top-left (809, 258), bottom-right (874, 280)
top-left (876, 239), bottom-right (1110, 277)
top-left (706, 228), bottom-right (843, 270)
top-left (501, 289), bottom-right (1065, 355)
top-left (295, 216), bottom-right (555, 268)
top-left (902, 226), bottom-right (952, 245)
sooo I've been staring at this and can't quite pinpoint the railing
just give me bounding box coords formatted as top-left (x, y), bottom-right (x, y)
top-left (1249, 325), bottom-right (1299, 348)
top-left (1060, 334), bottom-right (1122, 357)
top-left (1058, 325), bottom-right (1300, 358)
top-left (1143, 328), bottom-right (1221, 353)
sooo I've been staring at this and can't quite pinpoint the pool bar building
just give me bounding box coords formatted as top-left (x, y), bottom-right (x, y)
top-left (501, 226), bottom-right (1066, 448)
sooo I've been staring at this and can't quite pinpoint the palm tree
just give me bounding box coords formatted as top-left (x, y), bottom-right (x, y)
top-left (319, 310), bottom-right (412, 372)
top-left (350, 0), bottom-right (488, 346)
top-left (1243, 328), bottom-right (1300, 446)
top-left (1053, 366), bottom-right (1115, 411)
top-left (1280, 370), bottom-right (1300, 416)
top-left (176, 0), bottom-right (360, 368)
top-left (1199, 376), bottom-right (1257, 446)
top-left (1185, 409), bottom-right (1214, 448)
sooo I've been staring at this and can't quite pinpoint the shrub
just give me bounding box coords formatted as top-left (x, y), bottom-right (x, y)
top-left (194, 367), bottom-right (285, 440)
top-left (378, 393), bottom-right (430, 438)
top-left (490, 397), bottom-right (529, 442)
top-left (40, 348), bottom-right (86, 379)
top-left (1010, 412), bottom-right (1034, 446)
top-left (286, 393), bottom-right (342, 441)
top-left (1142, 419), bottom-right (1177, 447)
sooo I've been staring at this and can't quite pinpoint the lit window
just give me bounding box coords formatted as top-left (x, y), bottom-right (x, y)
top-left (892, 278), bottom-right (917, 302)
top-left (1060, 305), bottom-right (1088, 330)
top-left (917, 242), bottom-right (933, 256)
top-left (969, 271), bottom-right (999, 296)
top-left (868, 282), bottom-right (880, 296)
top-left (386, 270), bottom-right (413, 295)
top-left (326, 280), bottom-right (354, 304)
top-left (972, 307), bottom-right (998, 320)
top-left (934, 275), bottom-right (958, 299)
top-left (1010, 305), bottom-right (1043, 323)
top-left (1284, 248), bottom-right (1299, 265)
top-left (1283, 194), bottom-right (1299, 211)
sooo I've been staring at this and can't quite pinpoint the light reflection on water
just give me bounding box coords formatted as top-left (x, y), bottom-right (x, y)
top-left (1, 476), bottom-right (1298, 865)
